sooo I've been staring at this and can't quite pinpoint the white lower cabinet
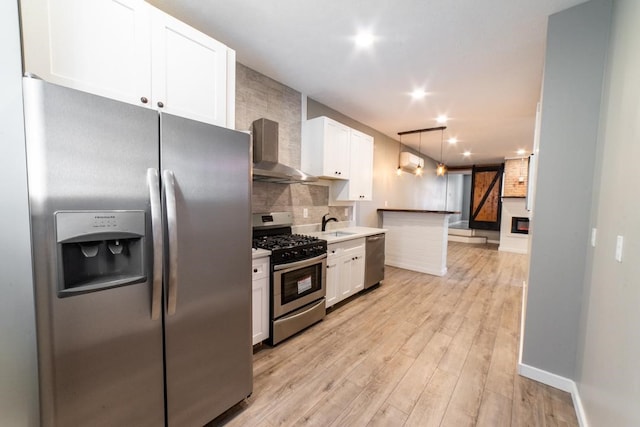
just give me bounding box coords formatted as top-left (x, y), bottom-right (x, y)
top-left (325, 252), bottom-right (340, 308)
top-left (326, 238), bottom-right (366, 308)
top-left (252, 256), bottom-right (269, 345)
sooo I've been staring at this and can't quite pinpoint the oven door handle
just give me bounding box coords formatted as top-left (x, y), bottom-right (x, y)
top-left (273, 253), bottom-right (327, 271)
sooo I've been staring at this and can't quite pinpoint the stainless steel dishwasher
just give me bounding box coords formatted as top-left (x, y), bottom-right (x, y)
top-left (364, 233), bottom-right (385, 289)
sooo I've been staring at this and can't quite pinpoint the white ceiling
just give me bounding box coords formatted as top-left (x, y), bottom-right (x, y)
top-left (148, 0), bottom-right (587, 167)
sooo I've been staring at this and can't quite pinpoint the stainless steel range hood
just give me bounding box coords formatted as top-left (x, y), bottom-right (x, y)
top-left (252, 118), bottom-right (317, 184)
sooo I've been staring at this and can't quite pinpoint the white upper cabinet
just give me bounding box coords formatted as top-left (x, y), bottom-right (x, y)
top-left (20, 0), bottom-right (235, 128)
top-left (303, 116), bottom-right (374, 200)
top-left (150, 7), bottom-right (234, 127)
top-left (21, 0), bottom-right (151, 106)
top-left (302, 116), bottom-right (351, 179)
top-left (334, 129), bottom-right (374, 201)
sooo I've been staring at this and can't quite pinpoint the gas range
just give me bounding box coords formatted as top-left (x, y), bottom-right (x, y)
top-left (252, 212), bottom-right (327, 265)
top-left (252, 212), bottom-right (328, 345)
top-left (252, 233), bottom-right (326, 264)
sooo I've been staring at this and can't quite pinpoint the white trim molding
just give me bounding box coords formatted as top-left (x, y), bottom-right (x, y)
top-left (517, 363), bottom-right (588, 427)
top-left (518, 282), bottom-right (588, 427)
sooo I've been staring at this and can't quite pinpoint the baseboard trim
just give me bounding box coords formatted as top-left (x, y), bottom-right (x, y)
top-left (498, 245), bottom-right (529, 254)
top-left (517, 362), bottom-right (572, 392)
top-left (447, 235), bottom-right (487, 244)
top-left (517, 363), bottom-right (588, 427)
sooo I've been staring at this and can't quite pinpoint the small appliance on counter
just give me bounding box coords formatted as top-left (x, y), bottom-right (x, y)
top-left (252, 212), bottom-right (327, 345)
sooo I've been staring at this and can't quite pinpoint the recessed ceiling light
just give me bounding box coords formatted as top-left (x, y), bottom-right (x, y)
top-left (517, 149), bottom-right (526, 155)
top-left (448, 137), bottom-right (457, 144)
top-left (436, 115), bottom-right (448, 124)
top-left (355, 31), bottom-right (374, 48)
top-left (410, 89), bottom-right (427, 100)
top-left (463, 150), bottom-right (471, 157)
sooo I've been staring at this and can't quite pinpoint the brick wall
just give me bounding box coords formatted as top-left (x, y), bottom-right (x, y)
top-left (503, 158), bottom-right (528, 197)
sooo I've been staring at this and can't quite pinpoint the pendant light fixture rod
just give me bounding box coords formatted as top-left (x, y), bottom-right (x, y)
top-left (396, 134), bottom-right (403, 175)
top-left (440, 128), bottom-right (444, 163)
top-left (415, 132), bottom-right (423, 176)
top-left (398, 126), bottom-right (446, 136)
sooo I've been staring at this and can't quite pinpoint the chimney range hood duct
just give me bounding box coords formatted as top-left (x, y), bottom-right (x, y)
top-left (252, 118), bottom-right (317, 184)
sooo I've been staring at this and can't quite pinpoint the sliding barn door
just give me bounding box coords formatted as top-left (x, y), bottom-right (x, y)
top-left (469, 164), bottom-right (504, 230)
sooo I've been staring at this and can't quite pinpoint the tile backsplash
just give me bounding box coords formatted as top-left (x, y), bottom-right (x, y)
top-left (237, 62), bottom-right (353, 227)
top-left (236, 63), bottom-right (301, 169)
top-left (252, 181), bottom-right (352, 226)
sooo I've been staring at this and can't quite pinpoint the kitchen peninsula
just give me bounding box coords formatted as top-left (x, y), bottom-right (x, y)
top-left (378, 208), bottom-right (458, 276)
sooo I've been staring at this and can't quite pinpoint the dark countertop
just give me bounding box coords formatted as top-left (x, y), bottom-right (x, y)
top-left (377, 208), bottom-right (460, 214)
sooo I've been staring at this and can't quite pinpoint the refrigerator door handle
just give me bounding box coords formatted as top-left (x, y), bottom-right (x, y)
top-left (147, 168), bottom-right (163, 321)
top-left (163, 169), bottom-right (179, 315)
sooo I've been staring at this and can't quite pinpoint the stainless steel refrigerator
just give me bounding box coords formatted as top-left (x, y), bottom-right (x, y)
top-left (22, 77), bottom-right (252, 426)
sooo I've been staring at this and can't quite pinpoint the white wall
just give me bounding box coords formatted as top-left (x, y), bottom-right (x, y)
top-left (576, 1), bottom-right (640, 424)
top-left (498, 198), bottom-right (530, 254)
top-left (445, 174), bottom-right (464, 224)
top-left (0, 0), bottom-right (40, 425)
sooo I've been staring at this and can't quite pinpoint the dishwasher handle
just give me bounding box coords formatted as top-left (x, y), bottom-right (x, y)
top-left (367, 235), bottom-right (385, 241)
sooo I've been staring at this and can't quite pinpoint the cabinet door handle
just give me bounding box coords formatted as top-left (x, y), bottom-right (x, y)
top-left (140, 96), bottom-right (148, 104)
top-left (253, 268), bottom-right (258, 273)
top-left (157, 101), bottom-right (164, 108)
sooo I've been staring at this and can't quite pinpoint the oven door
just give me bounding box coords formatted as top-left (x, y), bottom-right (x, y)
top-left (272, 254), bottom-right (326, 318)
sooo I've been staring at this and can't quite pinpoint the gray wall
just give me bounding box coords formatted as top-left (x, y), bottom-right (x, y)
top-left (522, 0), bottom-right (611, 378)
top-left (575, 1), bottom-right (640, 424)
top-left (0, 0), bottom-right (40, 425)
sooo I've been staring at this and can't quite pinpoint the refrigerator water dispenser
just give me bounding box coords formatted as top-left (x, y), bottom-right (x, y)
top-left (55, 211), bottom-right (146, 297)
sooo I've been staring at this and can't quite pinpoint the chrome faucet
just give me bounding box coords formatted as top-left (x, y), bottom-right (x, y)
top-left (321, 213), bottom-right (338, 231)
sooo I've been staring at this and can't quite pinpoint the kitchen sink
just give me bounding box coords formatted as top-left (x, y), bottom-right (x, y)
top-left (323, 231), bottom-right (355, 237)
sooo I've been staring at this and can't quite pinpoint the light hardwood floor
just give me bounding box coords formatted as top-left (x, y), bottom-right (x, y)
top-left (211, 242), bottom-right (578, 427)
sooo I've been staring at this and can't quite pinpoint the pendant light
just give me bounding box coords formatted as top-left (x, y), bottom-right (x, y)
top-left (436, 128), bottom-right (447, 176)
top-left (396, 134), bottom-right (402, 176)
top-left (415, 132), bottom-right (423, 176)
top-left (398, 125), bottom-right (447, 177)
